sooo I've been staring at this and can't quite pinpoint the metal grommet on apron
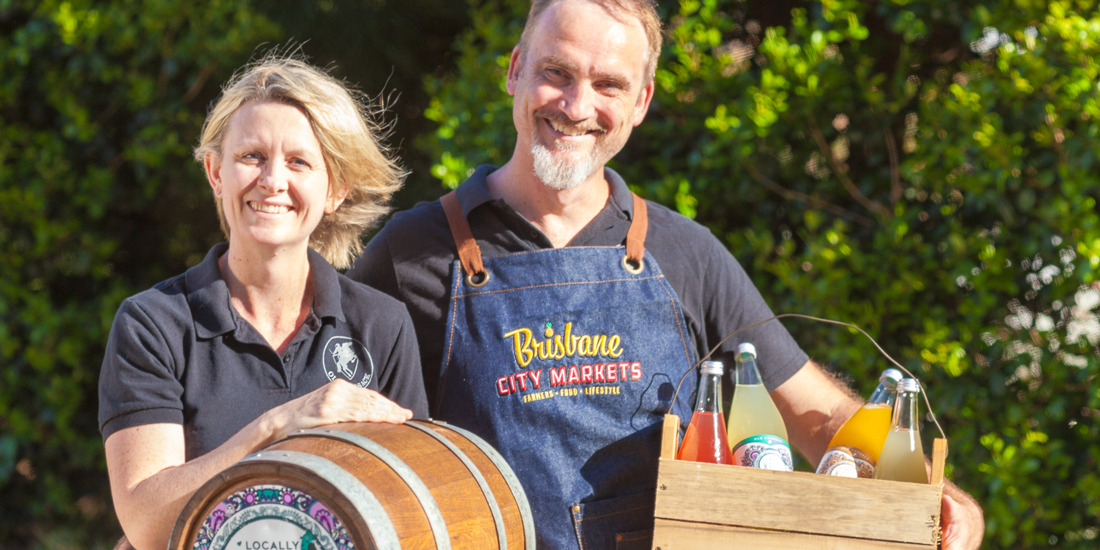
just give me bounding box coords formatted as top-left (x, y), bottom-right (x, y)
top-left (466, 270), bottom-right (491, 288)
top-left (621, 254), bottom-right (644, 274)
top-left (435, 189), bottom-right (697, 549)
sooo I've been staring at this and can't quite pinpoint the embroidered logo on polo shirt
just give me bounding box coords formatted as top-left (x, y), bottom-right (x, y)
top-left (322, 336), bottom-right (374, 388)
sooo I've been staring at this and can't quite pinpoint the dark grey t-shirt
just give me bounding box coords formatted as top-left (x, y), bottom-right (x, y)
top-left (98, 244), bottom-right (429, 460)
top-left (348, 166), bottom-right (808, 411)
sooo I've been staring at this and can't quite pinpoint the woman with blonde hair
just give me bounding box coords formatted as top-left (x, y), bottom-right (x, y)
top-left (98, 57), bottom-right (427, 549)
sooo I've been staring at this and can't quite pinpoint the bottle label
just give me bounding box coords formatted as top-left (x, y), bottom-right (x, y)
top-left (732, 435), bottom-right (793, 471)
top-left (816, 445), bottom-right (875, 478)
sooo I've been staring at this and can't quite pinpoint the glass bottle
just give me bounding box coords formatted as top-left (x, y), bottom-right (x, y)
top-left (726, 343), bottom-right (793, 471)
top-left (873, 378), bottom-right (929, 483)
top-left (816, 368), bottom-right (902, 478)
top-left (677, 361), bottom-right (733, 464)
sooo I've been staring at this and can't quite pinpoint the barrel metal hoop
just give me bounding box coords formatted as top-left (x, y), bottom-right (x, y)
top-left (242, 450), bottom-right (401, 550)
top-left (288, 428), bottom-right (453, 550)
top-left (415, 421), bottom-right (536, 550)
top-left (405, 422), bottom-right (508, 550)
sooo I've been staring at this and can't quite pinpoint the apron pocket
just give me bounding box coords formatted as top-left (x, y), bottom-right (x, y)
top-left (615, 529), bottom-right (654, 550)
top-left (571, 492), bottom-right (655, 550)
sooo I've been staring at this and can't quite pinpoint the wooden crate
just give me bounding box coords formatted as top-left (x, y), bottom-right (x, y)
top-left (652, 414), bottom-right (946, 549)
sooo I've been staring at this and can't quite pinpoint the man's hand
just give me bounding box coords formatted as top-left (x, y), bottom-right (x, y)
top-left (941, 488), bottom-right (985, 550)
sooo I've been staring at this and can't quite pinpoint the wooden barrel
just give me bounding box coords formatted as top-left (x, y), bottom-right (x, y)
top-left (168, 420), bottom-right (534, 550)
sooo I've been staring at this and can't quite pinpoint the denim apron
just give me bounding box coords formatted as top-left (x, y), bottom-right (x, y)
top-left (436, 191), bottom-right (696, 550)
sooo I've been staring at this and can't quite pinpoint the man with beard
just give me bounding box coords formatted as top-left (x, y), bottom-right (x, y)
top-left (349, 0), bottom-right (984, 548)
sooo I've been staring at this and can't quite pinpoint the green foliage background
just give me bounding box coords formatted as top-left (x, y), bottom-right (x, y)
top-left (1, 1), bottom-right (277, 546)
top-left (0, 0), bottom-right (465, 547)
top-left (2, 0), bottom-right (1099, 548)
top-left (423, 0), bottom-right (1100, 547)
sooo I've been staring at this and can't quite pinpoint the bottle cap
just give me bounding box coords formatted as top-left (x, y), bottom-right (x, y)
top-left (736, 342), bottom-right (757, 358)
top-left (700, 361), bottom-right (724, 375)
top-left (879, 368), bottom-right (904, 385)
top-left (896, 378), bottom-right (921, 393)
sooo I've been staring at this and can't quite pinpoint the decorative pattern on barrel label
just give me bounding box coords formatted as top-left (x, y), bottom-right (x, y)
top-left (193, 485), bottom-right (353, 550)
top-left (731, 435), bottom-right (794, 471)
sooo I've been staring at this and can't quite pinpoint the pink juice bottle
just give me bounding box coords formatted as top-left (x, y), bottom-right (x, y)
top-left (677, 361), bottom-right (733, 464)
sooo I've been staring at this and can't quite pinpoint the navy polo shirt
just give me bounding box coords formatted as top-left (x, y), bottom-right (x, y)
top-left (99, 244), bottom-right (429, 460)
top-left (349, 165), bottom-right (809, 412)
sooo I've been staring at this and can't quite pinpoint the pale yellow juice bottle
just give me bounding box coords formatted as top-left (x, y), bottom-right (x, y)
top-left (873, 378), bottom-right (929, 483)
top-left (875, 428), bottom-right (927, 483)
top-left (726, 343), bottom-right (793, 471)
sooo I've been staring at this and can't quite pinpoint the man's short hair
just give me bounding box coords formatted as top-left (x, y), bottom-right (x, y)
top-left (517, 0), bottom-right (663, 85)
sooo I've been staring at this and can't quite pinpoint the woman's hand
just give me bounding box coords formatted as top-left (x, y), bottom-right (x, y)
top-left (262, 379), bottom-right (414, 440)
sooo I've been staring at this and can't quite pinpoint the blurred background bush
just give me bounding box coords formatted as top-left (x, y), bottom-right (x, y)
top-left (2, 0), bottom-right (1098, 548)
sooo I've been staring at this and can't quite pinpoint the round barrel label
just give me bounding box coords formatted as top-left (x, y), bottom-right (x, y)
top-left (731, 435), bottom-right (794, 471)
top-left (193, 485), bottom-right (354, 550)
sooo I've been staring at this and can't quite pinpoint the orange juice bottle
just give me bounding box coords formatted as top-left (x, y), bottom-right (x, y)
top-left (816, 368), bottom-right (902, 478)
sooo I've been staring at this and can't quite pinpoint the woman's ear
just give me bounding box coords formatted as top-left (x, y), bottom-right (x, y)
top-left (326, 184), bottom-right (349, 214)
top-left (204, 151), bottom-right (222, 196)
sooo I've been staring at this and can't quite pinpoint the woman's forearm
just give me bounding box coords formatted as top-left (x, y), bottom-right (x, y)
top-left (105, 415), bottom-right (277, 550)
top-left (105, 380), bottom-right (411, 550)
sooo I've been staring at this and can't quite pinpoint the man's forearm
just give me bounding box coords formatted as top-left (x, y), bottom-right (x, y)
top-left (771, 360), bottom-right (863, 464)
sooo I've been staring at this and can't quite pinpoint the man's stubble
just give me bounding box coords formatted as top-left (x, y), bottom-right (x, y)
top-left (530, 134), bottom-right (604, 191)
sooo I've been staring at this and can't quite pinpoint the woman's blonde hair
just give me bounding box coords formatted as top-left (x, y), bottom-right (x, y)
top-left (194, 56), bottom-right (405, 269)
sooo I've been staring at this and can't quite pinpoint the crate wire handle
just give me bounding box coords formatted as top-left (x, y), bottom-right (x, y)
top-left (669, 313), bottom-right (948, 449)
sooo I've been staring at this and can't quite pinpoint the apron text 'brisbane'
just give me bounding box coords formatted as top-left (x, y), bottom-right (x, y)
top-left (499, 322), bottom-right (642, 398)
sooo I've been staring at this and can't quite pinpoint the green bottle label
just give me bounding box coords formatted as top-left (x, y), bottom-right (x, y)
top-left (732, 435), bottom-right (794, 471)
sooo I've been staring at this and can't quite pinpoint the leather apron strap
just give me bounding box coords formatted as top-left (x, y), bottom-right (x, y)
top-left (440, 189), bottom-right (650, 277)
top-left (626, 193), bottom-right (648, 268)
top-left (441, 191), bottom-right (486, 280)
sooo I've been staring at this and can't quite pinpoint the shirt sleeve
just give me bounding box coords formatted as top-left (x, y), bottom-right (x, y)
top-left (375, 305), bottom-right (430, 419)
top-left (347, 229), bottom-right (401, 299)
top-left (98, 298), bottom-right (185, 441)
top-left (701, 233), bottom-right (809, 390)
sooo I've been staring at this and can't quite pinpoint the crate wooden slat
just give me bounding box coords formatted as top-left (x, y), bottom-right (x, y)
top-left (931, 438), bottom-right (947, 486)
top-left (652, 520), bottom-right (935, 549)
top-left (653, 414), bottom-right (944, 549)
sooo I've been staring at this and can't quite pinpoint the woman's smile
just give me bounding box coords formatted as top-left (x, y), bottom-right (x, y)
top-left (248, 201), bottom-right (293, 215)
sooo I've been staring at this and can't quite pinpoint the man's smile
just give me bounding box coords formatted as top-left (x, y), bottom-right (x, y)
top-left (545, 117), bottom-right (602, 137)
